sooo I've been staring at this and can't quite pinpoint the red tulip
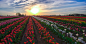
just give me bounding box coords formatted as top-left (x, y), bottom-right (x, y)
top-left (4, 40), bottom-right (7, 44)
top-left (56, 42), bottom-right (59, 44)
top-left (1, 42), bottom-right (5, 44)
top-left (49, 39), bottom-right (52, 43)
top-left (9, 38), bottom-right (13, 42)
top-left (53, 38), bottom-right (54, 40)
top-left (51, 42), bottom-right (55, 44)
top-left (1, 32), bottom-right (5, 34)
top-left (32, 31), bottom-right (34, 34)
top-left (32, 42), bottom-right (35, 44)
top-left (24, 42), bottom-right (27, 44)
top-left (29, 40), bottom-right (32, 43)
top-left (1, 39), bottom-right (4, 41)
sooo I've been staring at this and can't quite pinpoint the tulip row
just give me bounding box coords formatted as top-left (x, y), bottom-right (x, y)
top-left (0, 17), bottom-right (29, 44)
top-left (32, 17), bottom-right (59, 44)
top-left (38, 16), bottom-right (86, 37)
top-left (43, 16), bottom-right (86, 24)
top-left (39, 16), bottom-right (86, 27)
top-left (0, 16), bottom-right (19, 19)
top-left (0, 17), bottom-right (24, 26)
top-left (0, 17), bottom-right (26, 40)
top-left (0, 17), bottom-right (25, 30)
top-left (0, 17), bottom-right (19, 22)
top-left (40, 16), bottom-right (86, 20)
top-left (33, 16), bottom-right (86, 44)
top-left (24, 17), bottom-right (35, 44)
top-left (48, 16), bottom-right (86, 21)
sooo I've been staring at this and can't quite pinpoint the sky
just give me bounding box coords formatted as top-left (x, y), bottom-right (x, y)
top-left (0, 0), bottom-right (86, 16)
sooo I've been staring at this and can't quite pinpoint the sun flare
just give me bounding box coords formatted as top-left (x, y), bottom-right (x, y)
top-left (30, 6), bottom-right (40, 14)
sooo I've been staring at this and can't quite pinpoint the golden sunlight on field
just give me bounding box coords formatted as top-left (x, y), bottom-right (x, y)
top-left (30, 6), bottom-right (40, 14)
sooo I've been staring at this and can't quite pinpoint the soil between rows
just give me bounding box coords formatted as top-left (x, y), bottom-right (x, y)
top-left (20, 19), bottom-right (29, 44)
top-left (19, 17), bottom-right (67, 44)
top-left (39, 21), bottom-right (67, 44)
top-left (32, 18), bottom-right (47, 44)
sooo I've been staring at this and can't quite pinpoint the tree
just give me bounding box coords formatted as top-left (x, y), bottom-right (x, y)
top-left (16, 13), bottom-right (21, 16)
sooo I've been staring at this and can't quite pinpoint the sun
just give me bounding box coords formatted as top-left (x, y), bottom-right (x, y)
top-left (30, 6), bottom-right (40, 14)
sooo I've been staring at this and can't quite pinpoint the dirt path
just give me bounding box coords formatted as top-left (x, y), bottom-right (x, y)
top-left (46, 28), bottom-right (66, 44)
top-left (20, 28), bottom-right (28, 44)
top-left (19, 17), bottom-right (66, 44)
top-left (19, 17), bottom-right (47, 44)
top-left (32, 18), bottom-right (47, 44)
top-left (19, 20), bottom-right (29, 44)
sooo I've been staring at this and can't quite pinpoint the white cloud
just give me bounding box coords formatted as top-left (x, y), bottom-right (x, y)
top-left (0, 0), bottom-right (86, 15)
top-left (46, 6), bottom-right (86, 14)
top-left (51, 1), bottom-right (75, 6)
top-left (14, 0), bottom-right (21, 3)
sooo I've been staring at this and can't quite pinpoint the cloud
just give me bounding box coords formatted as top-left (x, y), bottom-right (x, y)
top-left (0, 0), bottom-right (86, 15)
top-left (14, 0), bottom-right (21, 3)
top-left (50, 6), bottom-right (86, 14)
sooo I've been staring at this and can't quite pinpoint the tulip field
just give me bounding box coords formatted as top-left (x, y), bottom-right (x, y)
top-left (0, 16), bottom-right (86, 44)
